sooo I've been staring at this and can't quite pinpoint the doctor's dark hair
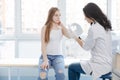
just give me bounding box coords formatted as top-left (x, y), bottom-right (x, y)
top-left (83, 3), bottom-right (112, 31)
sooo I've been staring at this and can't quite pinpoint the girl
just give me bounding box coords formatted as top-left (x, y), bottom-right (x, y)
top-left (38, 7), bottom-right (74, 80)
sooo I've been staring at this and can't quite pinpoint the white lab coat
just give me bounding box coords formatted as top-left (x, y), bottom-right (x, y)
top-left (81, 22), bottom-right (112, 80)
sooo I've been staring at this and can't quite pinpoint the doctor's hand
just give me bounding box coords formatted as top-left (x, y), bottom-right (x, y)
top-left (69, 30), bottom-right (78, 39)
top-left (40, 60), bottom-right (49, 70)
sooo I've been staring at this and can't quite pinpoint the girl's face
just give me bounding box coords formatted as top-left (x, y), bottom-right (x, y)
top-left (52, 10), bottom-right (61, 24)
top-left (85, 16), bottom-right (94, 23)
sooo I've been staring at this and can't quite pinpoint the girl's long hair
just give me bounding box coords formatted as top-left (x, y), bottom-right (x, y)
top-left (83, 3), bottom-right (112, 31)
top-left (44, 7), bottom-right (59, 43)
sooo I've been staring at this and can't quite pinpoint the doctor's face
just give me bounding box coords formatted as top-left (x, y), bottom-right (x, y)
top-left (85, 16), bottom-right (94, 24)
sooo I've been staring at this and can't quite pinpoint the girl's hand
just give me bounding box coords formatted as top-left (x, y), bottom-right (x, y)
top-left (40, 60), bottom-right (49, 70)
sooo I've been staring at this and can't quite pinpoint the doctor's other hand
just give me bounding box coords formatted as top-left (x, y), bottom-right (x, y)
top-left (69, 30), bottom-right (78, 39)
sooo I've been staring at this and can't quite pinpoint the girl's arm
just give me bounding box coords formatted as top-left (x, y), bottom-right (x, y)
top-left (60, 23), bottom-right (76, 38)
top-left (41, 26), bottom-right (49, 69)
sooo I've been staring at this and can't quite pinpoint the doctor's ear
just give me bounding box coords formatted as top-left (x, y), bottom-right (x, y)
top-left (91, 18), bottom-right (95, 22)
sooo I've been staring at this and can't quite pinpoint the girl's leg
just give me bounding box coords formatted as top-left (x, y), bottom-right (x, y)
top-left (68, 63), bottom-right (85, 80)
top-left (52, 55), bottom-right (65, 80)
top-left (38, 57), bottom-right (50, 80)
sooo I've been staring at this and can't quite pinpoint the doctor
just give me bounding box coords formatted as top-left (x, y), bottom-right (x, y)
top-left (68, 3), bottom-right (112, 80)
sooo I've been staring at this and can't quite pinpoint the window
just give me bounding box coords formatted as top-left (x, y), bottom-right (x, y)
top-left (66, 0), bottom-right (107, 32)
top-left (0, 0), bottom-right (58, 59)
top-left (0, 0), bottom-right (15, 35)
top-left (0, 0), bottom-right (116, 60)
top-left (0, 41), bottom-right (15, 59)
top-left (21, 0), bottom-right (57, 34)
top-left (0, 0), bottom-right (15, 59)
top-left (116, 0), bottom-right (120, 30)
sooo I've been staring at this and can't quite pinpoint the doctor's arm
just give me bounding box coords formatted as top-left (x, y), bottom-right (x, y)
top-left (75, 37), bottom-right (84, 47)
top-left (75, 28), bottom-right (95, 51)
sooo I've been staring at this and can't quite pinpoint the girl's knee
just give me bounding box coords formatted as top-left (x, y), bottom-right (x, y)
top-left (56, 69), bottom-right (65, 80)
top-left (39, 72), bottom-right (47, 79)
top-left (58, 69), bottom-right (64, 73)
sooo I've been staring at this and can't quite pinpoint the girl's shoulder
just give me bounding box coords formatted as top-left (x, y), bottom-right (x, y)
top-left (42, 25), bottom-right (47, 30)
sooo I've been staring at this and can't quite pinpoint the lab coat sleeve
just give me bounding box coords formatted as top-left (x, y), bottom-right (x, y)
top-left (82, 28), bottom-right (96, 51)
